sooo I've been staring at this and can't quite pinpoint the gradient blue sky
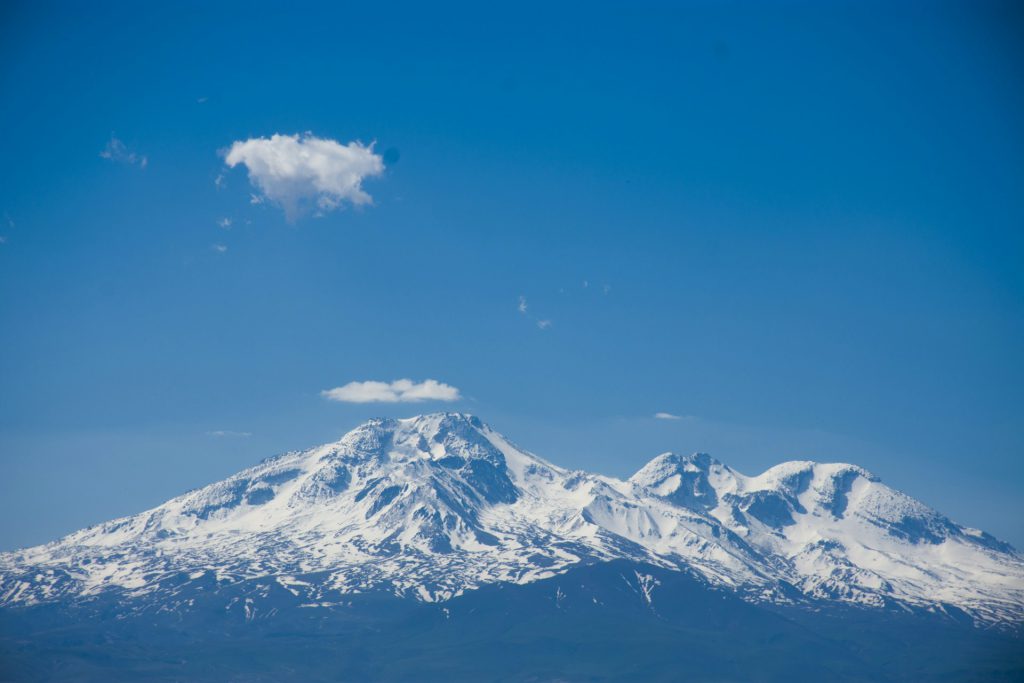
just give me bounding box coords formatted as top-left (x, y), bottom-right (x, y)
top-left (1, 1), bottom-right (1022, 550)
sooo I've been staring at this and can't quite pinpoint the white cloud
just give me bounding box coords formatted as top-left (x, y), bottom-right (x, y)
top-left (224, 133), bottom-right (384, 221)
top-left (208, 430), bottom-right (251, 437)
top-left (212, 243), bottom-right (228, 253)
top-left (517, 295), bottom-right (552, 330)
top-left (100, 136), bottom-right (147, 168)
top-left (321, 379), bottom-right (461, 404)
top-left (217, 217), bottom-right (232, 229)
top-left (654, 412), bottom-right (683, 420)
top-left (214, 173), bottom-right (225, 189)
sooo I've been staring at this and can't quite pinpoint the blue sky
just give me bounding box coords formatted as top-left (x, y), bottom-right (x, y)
top-left (1, 1), bottom-right (1022, 550)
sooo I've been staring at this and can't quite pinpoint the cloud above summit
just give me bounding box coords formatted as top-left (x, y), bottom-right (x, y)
top-left (224, 133), bottom-right (384, 220)
top-left (321, 379), bottom-right (462, 404)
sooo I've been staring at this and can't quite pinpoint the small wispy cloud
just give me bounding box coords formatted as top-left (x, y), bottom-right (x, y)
top-left (224, 132), bottom-right (384, 221)
top-left (654, 412), bottom-right (683, 420)
top-left (321, 379), bottom-right (461, 404)
top-left (212, 244), bottom-right (228, 253)
top-left (517, 295), bottom-right (552, 330)
top-left (214, 173), bottom-right (226, 189)
top-left (217, 217), bottom-right (232, 229)
top-left (100, 135), bottom-right (147, 168)
top-left (208, 430), bottom-right (251, 437)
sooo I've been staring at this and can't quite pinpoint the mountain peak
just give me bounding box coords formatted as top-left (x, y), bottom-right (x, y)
top-left (341, 412), bottom-right (484, 437)
top-left (630, 451), bottom-right (729, 510)
top-left (399, 412), bottom-right (486, 439)
top-left (751, 460), bottom-right (879, 487)
top-left (636, 451), bottom-right (720, 472)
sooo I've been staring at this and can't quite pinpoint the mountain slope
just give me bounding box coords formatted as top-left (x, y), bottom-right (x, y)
top-left (7, 561), bottom-right (1022, 683)
top-left (632, 451), bottom-right (1024, 624)
top-left (1, 413), bottom-right (1022, 629)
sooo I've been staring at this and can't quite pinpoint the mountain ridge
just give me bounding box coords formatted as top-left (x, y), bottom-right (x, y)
top-left (2, 412), bottom-right (1022, 628)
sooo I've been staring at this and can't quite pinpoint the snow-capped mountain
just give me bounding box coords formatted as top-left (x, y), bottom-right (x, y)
top-left (2, 413), bottom-right (1022, 628)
